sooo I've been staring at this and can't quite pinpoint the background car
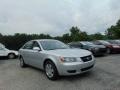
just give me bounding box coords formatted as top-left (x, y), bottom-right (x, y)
top-left (107, 40), bottom-right (120, 45)
top-left (68, 41), bottom-right (107, 56)
top-left (0, 44), bottom-right (18, 59)
top-left (19, 39), bottom-right (95, 80)
top-left (93, 40), bottom-right (120, 54)
top-left (115, 40), bottom-right (120, 43)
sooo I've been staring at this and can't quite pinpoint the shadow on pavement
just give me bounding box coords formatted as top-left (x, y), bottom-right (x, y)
top-left (59, 71), bottom-right (94, 81)
top-left (0, 57), bottom-right (9, 60)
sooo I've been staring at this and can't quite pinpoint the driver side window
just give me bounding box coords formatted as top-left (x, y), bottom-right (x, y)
top-left (32, 41), bottom-right (41, 50)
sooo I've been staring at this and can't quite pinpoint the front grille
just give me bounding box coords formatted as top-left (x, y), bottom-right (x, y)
top-left (81, 65), bottom-right (94, 71)
top-left (99, 48), bottom-right (107, 53)
top-left (81, 55), bottom-right (92, 62)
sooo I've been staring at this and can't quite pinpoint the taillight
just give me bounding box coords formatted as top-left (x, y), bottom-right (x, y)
top-left (107, 45), bottom-right (113, 48)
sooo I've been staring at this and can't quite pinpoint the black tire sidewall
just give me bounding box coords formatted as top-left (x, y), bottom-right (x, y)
top-left (8, 53), bottom-right (15, 59)
top-left (107, 48), bottom-right (111, 54)
top-left (44, 61), bottom-right (58, 80)
top-left (19, 57), bottom-right (26, 68)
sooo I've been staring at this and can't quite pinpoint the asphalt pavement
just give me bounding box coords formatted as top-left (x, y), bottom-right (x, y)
top-left (0, 54), bottom-right (120, 90)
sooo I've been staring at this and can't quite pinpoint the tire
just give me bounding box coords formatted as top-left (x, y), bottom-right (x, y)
top-left (19, 56), bottom-right (27, 68)
top-left (8, 53), bottom-right (15, 59)
top-left (106, 48), bottom-right (111, 54)
top-left (44, 60), bottom-right (58, 80)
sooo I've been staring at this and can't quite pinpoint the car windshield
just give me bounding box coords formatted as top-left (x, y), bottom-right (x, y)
top-left (100, 40), bottom-right (110, 45)
top-left (81, 42), bottom-right (94, 45)
top-left (108, 40), bottom-right (119, 44)
top-left (40, 40), bottom-right (69, 50)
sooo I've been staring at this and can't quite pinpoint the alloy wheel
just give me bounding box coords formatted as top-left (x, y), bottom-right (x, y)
top-left (45, 63), bottom-right (54, 78)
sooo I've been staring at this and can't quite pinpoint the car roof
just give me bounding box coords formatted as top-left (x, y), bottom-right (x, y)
top-left (31, 39), bottom-right (59, 42)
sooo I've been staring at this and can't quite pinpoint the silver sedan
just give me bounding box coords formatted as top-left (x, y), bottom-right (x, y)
top-left (19, 39), bottom-right (95, 80)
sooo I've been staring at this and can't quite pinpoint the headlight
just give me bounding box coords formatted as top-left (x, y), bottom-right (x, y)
top-left (88, 48), bottom-right (92, 51)
top-left (113, 45), bottom-right (120, 48)
top-left (60, 57), bottom-right (82, 63)
top-left (89, 47), bottom-right (99, 51)
top-left (89, 48), bottom-right (99, 51)
top-left (94, 47), bottom-right (99, 50)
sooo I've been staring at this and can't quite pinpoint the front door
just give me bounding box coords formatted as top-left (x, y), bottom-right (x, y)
top-left (0, 47), bottom-right (7, 56)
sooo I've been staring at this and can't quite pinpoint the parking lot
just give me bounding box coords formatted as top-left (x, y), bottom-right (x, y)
top-left (0, 54), bottom-right (120, 90)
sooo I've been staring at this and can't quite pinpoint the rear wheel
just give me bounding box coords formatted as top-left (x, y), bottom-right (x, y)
top-left (44, 60), bottom-right (58, 80)
top-left (106, 48), bottom-right (111, 54)
top-left (8, 53), bottom-right (15, 59)
top-left (19, 56), bottom-right (27, 68)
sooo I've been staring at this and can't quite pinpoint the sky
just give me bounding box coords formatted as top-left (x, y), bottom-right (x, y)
top-left (0, 0), bottom-right (120, 36)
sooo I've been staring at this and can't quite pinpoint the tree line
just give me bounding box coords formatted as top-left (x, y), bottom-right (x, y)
top-left (0, 19), bottom-right (120, 50)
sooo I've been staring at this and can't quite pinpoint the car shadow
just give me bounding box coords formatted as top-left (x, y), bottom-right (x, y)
top-left (59, 71), bottom-right (94, 81)
top-left (0, 57), bottom-right (9, 65)
top-left (94, 54), bottom-right (108, 57)
top-left (0, 57), bottom-right (8, 60)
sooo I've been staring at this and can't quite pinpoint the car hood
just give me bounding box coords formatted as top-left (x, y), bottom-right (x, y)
top-left (43, 48), bottom-right (92, 57)
top-left (89, 45), bottom-right (106, 48)
top-left (111, 44), bottom-right (120, 46)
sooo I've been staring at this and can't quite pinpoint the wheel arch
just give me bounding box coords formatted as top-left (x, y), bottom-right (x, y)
top-left (43, 58), bottom-right (58, 69)
top-left (8, 52), bottom-right (16, 57)
top-left (43, 58), bottom-right (53, 68)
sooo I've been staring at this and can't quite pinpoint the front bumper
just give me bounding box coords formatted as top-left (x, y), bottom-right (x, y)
top-left (111, 48), bottom-right (120, 53)
top-left (57, 59), bottom-right (95, 76)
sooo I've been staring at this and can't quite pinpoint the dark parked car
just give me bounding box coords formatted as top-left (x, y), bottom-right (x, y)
top-left (68, 41), bottom-right (107, 56)
top-left (115, 40), bottom-right (120, 43)
top-left (93, 40), bottom-right (120, 54)
top-left (107, 40), bottom-right (120, 45)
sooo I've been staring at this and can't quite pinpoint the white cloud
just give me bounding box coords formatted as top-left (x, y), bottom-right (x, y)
top-left (0, 0), bottom-right (120, 36)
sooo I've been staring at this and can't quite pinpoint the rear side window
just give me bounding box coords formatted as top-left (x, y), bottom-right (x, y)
top-left (22, 41), bottom-right (34, 49)
top-left (70, 43), bottom-right (82, 48)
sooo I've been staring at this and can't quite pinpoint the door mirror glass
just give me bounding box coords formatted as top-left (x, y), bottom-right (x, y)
top-left (33, 47), bottom-right (40, 51)
top-left (80, 44), bottom-right (83, 47)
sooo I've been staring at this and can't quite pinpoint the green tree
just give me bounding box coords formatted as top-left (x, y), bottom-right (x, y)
top-left (62, 33), bottom-right (71, 43)
top-left (79, 32), bottom-right (89, 41)
top-left (70, 26), bottom-right (81, 41)
top-left (106, 19), bottom-right (120, 39)
top-left (89, 33), bottom-right (104, 40)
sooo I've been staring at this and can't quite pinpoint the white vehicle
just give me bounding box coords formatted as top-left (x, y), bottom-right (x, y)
top-left (0, 43), bottom-right (5, 47)
top-left (0, 44), bottom-right (18, 59)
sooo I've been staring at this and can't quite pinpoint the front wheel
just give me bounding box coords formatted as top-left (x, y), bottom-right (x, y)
top-left (106, 48), bottom-right (111, 54)
top-left (44, 61), bottom-right (58, 80)
top-left (8, 53), bottom-right (15, 59)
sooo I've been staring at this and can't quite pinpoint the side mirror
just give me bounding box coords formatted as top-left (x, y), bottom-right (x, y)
top-left (33, 47), bottom-right (41, 51)
top-left (80, 45), bottom-right (83, 47)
